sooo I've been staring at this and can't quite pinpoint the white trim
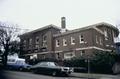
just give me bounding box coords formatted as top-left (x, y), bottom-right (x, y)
top-left (25, 52), bottom-right (50, 56)
top-left (25, 46), bottom-right (112, 56)
top-left (106, 45), bottom-right (110, 47)
top-left (54, 46), bottom-right (112, 53)
top-left (92, 27), bottom-right (104, 35)
top-left (75, 46), bottom-right (111, 51)
top-left (111, 45), bottom-right (114, 48)
top-left (55, 50), bottom-right (63, 53)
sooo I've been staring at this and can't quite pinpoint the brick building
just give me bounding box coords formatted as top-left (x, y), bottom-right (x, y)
top-left (20, 17), bottom-right (119, 61)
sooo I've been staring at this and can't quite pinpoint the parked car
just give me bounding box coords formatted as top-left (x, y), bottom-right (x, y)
top-left (7, 58), bottom-right (31, 71)
top-left (30, 61), bottom-right (73, 76)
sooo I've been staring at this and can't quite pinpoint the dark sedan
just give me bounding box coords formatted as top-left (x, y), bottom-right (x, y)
top-left (30, 61), bottom-right (73, 76)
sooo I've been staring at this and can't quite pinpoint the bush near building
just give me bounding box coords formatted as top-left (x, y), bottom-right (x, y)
top-left (90, 51), bottom-right (116, 74)
top-left (63, 57), bottom-right (87, 72)
top-left (63, 51), bottom-right (119, 74)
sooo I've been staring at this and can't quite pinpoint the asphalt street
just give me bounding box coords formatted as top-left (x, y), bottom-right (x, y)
top-left (1, 70), bottom-right (120, 79)
top-left (3, 70), bottom-right (84, 79)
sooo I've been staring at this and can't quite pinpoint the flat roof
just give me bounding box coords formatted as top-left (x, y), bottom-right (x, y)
top-left (54, 22), bottom-right (119, 37)
top-left (20, 24), bottom-right (61, 37)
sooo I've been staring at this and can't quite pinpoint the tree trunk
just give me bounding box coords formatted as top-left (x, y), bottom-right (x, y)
top-left (2, 44), bottom-right (9, 68)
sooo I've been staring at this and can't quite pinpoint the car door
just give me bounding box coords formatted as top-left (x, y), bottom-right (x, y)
top-left (38, 62), bottom-right (49, 74)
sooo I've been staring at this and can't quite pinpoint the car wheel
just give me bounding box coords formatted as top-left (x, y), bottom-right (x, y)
top-left (52, 71), bottom-right (57, 76)
top-left (64, 73), bottom-right (69, 77)
top-left (32, 70), bottom-right (38, 73)
top-left (8, 67), bottom-right (12, 70)
top-left (19, 67), bottom-right (23, 71)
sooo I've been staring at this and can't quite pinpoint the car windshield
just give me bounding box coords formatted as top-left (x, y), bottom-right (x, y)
top-left (36, 62), bottom-right (59, 67)
top-left (48, 62), bottom-right (59, 66)
top-left (16, 60), bottom-right (25, 65)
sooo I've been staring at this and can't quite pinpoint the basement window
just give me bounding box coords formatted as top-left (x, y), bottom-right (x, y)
top-left (80, 50), bottom-right (85, 56)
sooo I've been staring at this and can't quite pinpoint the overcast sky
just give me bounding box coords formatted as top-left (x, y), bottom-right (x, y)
top-left (0, 0), bottom-right (120, 31)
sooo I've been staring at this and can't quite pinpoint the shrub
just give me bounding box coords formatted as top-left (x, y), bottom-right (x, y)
top-left (90, 51), bottom-right (116, 74)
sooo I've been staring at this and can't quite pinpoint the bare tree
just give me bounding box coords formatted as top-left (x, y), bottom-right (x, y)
top-left (0, 22), bottom-right (20, 67)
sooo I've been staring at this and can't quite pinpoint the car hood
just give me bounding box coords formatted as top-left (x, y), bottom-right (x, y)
top-left (30, 65), bottom-right (70, 69)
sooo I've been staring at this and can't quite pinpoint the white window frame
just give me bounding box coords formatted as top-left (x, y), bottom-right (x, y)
top-left (64, 52), bottom-right (75, 59)
top-left (63, 39), bottom-right (67, 46)
top-left (79, 35), bottom-right (84, 43)
top-left (35, 44), bottom-right (39, 49)
top-left (99, 37), bottom-right (102, 45)
top-left (23, 40), bottom-right (26, 47)
top-left (23, 40), bottom-right (26, 44)
top-left (104, 29), bottom-right (108, 40)
top-left (36, 36), bottom-right (39, 44)
top-left (112, 30), bottom-right (115, 39)
top-left (29, 38), bottom-right (32, 49)
top-left (56, 40), bottom-right (60, 47)
top-left (80, 50), bottom-right (85, 56)
top-left (71, 37), bottom-right (75, 45)
top-left (96, 35), bottom-right (98, 44)
top-left (29, 38), bottom-right (32, 45)
top-left (33, 54), bottom-right (37, 59)
top-left (42, 35), bottom-right (47, 47)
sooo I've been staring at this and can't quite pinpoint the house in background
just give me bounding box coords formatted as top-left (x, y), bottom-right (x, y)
top-left (20, 17), bottom-right (119, 61)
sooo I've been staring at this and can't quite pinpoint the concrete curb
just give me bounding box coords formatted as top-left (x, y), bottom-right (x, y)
top-left (70, 73), bottom-right (119, 79)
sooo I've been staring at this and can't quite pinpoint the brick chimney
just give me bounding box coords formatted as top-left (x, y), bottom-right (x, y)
top-left (61, 17), bottom-right (67, 33)
top-left (61, 17), bottom-right (66, 29)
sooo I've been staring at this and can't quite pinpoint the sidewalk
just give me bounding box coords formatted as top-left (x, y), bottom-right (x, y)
top-left (71, 72), bottom-right (120, 79)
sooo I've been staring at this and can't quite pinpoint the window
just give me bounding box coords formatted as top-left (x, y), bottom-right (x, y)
top-left (35, 37), bottom-right (39, 51)
top-left (42, 35), bottom-right (47, 47)
top-left (79, 35), bottom-right (84, 43)
top-left (104, 29), bottom-right (108, 40)
top-left (56, 53), bottom-right (60, 59)
top-left (71, 37), bottom-right (75, 45)
top-left (99, 37), bottom-right (102, 45)
top-left (63, 39), bottom-right (67, 46)
top-left (23, 40), bottom-right (26, 47)
top-left (56, 40), bottom-right (60, 47)
top-left (64, 52), bottom-right (75, 59)
top-left (42, 54), bottom-right (46, 59)
top-left (29, 38), bottom-right (32, 49)
top-left (80, 50), bottom-right (85, 56)
top-left (96, 36), bottom-right (98, 44)
top-left (35, 44), bottom-right (39, 52)
top-left (33, 54), bottom-right (37, 59)
top-left (23, 40), bottom-right (26, 44)
top-left (29, 38), bottom-right (32, 45)
top-left (36, 36), bottom-right (39, 44)
top-left (43, 35), bottom-right (47, 41)
top-left (112, 30), bottom-right (115, 39)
